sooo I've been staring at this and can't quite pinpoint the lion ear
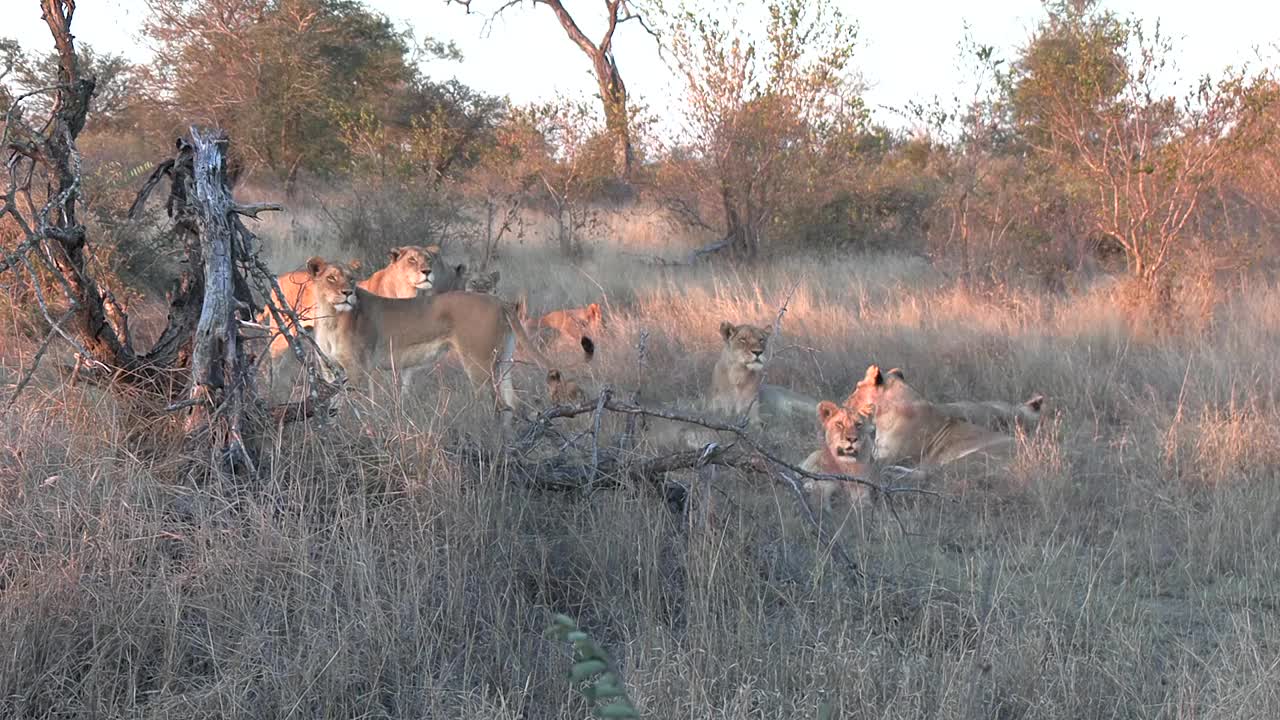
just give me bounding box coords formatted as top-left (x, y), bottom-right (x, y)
top-left (1025, 394), bottom-right (1045, 412)
top-left (454, 263), bottom-right (466, 276)
top-left (346, 259), bottom-right (362, 273)
top-left (388, 247), bottom-right (404, 262)
top-left (887, 367), bottom-right (906, 382)
top-left (719, 321), bottom-right (736, 342)
top-left (425, 244), bottom-right (441, 256)
top-left (817, 400), bottom-right (840, 423)
top-left (306, 256), bottom-right (327, 278)
top-left (863, 364), bottom-right (883, 386)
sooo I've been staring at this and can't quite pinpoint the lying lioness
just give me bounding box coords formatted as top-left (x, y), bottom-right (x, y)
top-left (260, 245), bottom-right (440, 365)
top-left (710, 321), bottom-right (818, 426)
top-left (801, 401), bottom-right (877, 510)
top-left (305, 257), bottom-right (592, 417)
top-left (843, 365), bottom-right (1015, 470)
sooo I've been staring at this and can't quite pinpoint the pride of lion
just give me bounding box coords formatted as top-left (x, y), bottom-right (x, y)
top-left (260, 245), bottom-right (1043, 510)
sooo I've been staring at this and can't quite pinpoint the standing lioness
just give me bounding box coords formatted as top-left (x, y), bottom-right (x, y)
top-left (305, 257), bottom-right (592, 417)
top-left (260, 245), bottom-right (441, 365)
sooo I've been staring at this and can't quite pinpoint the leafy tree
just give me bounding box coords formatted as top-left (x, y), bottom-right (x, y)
top-left (664, 0), bottom-right (864, 259)
top-left (144, 0), bottom-right (417, 194)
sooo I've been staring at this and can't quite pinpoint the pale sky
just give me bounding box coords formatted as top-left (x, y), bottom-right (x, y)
top-left (7, 0), bottom-right (1279, 132)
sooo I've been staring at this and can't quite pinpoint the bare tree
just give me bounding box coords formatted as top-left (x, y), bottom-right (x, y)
top-left (2, 1), bottom-right (328, 473)
top-left (448, 0), bottom-right (656, 178)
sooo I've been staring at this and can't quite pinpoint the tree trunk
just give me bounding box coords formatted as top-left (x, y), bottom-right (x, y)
top-left (594, 53), bottom-right (633, 178)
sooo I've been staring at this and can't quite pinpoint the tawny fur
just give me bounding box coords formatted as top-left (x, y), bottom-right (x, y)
top-left (464, 269), bottom-right (501, 295)
top-left (305, 258), bottom-right (591, 417)
top-left (937, 395), bottom-right (1045, 434)
top-left (260, 245), bottom-right (440, 364)
top-left (546, 369), bottom-right (587, 407)
top-left (709, 321), bottom-right (817, 425)
top-left (843, 364), bottom-right (1016, 469)
top-left (532, 303), bottom-right (604, 346)
top-left (801, 401), bottom-right (877, 510)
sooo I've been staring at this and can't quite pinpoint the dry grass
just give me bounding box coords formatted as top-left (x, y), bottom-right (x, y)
top-left (3, 202), bottom-right (1280, 719)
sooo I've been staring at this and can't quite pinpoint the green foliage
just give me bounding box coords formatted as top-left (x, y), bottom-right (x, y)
top-left (548, 614), bottom-right (641, 719)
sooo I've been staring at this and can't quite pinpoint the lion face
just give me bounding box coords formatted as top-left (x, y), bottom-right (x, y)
top-left (388, 245), bottom-right (440, 291)
top-left (546, 369), bottom-right (587, 406)
top-left (818, 400), bottom-right (875, 462)
top-left (719, 321), bottom-right (769, 371)
top-left (465, 270), bottom-right (501, 295)
top-left (306, 257), bottom-right (358, 312)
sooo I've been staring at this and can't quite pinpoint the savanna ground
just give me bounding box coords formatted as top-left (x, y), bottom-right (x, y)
top-left (2, 189), bottom-right (1278, 719)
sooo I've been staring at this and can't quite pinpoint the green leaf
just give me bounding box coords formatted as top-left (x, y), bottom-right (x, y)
top-left (594, 701), bottom-right (641, 718)
top-left (570, 659), bottom-right (609, 681)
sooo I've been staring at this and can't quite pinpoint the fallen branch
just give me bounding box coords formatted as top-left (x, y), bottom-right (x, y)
top-left (528, 396), bottom-right (938, 499)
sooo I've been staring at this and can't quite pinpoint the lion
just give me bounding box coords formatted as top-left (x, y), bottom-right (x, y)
top-left (801, 401), bottom-right (877, 510)
top-left (709, 321), bottom-right (817, 426)
top-left (843, 364), bottom-right (1015, 472)
top-left (531, 302), bottom-right (605, 347)
top-left (546, 369), bottom-right (587, 407)
top-left (464, 269), bottom-right (501, 295)
top-left (431, 261), bottom-right (470, 293)
top-left (305, 257), bottom-right (592, 419)
top-left (260, 245), bottom-right (440, 364)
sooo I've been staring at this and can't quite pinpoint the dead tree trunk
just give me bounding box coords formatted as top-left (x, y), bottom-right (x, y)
top-left (3, 2), bottom-right (333, 474)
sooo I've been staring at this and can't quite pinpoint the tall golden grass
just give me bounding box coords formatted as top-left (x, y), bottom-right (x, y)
top-left (2, 199), bottom-right (1279, 718)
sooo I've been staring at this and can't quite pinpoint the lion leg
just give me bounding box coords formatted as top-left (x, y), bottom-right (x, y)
top-left (490, 332), bottom-right (519, 427)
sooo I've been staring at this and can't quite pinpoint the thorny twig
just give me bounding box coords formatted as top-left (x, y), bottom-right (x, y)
top-left (742, 280), bottom-right (801, 424)
top-left (586, 386), bottom-right (611, 491)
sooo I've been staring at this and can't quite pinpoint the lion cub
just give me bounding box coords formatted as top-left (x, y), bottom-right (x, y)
top-left (802, 401), bottom-right (877, 509)
top-left (546, 369), bottom-right (587, 407)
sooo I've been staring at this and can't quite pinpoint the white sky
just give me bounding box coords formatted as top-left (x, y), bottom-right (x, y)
top-left (7, 0), bottom-right (1279, 131)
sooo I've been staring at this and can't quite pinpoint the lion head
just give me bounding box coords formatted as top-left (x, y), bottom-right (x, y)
top-left (306, 257), bottom-right (358, 313)
top-left (817, 400), bottom-right (876, 463)
top-left (465, 269), bottom-right (501, 295)
top-left (546, 368), bottom-right (587, 407)
top-left (385, 245), bottom-right (439, 292)
top-left (843, 364), bottom-right (912, 415)
top-left (718, 321), bottom-right (770, 372)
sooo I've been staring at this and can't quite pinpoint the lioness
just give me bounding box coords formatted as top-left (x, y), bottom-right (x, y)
top-left (710, 321), bottom-right (817, 426)
top-left (260, 245), bottom-right (440, 364)
top-left (801, 401), bottom-right (877, 509)
top-left (464, 269), bottom-right (501, 295)
top-left (843, 365), bottom-right (1014, 470)
top-left (532, 303), bottom-right (604, 346)
top-left (305, 257), bottom-right (592, 417)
